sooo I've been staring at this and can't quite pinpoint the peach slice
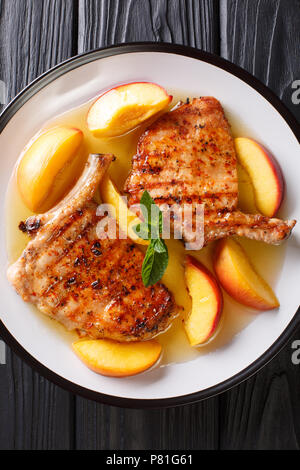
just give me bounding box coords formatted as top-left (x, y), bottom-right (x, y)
top-left (17, 127), bottom-right (83, 212)
top-left (72, 339), bottom-right (162, 377)
top-left (235, 137), bottom-right (284, 217)
top-left (184, 256), bottom-right (223, 346)
top-left (100, 174), bottom-right (148, 245)
top-left (214, 238), bottom-right (279, 310)
top-left (237, 162), bottom-right (258, 214)
top-left (87, 82), bottom-right (172, 137)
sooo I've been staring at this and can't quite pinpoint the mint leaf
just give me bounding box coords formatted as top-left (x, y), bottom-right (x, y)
top-left (140, 190), bottom-right (155, 224)
top-left (140, 191), bottom-right (163, 239)
top-left (153, 238), bottom-right (167, 253)
top-left (137, 190), bottom-right (169, 287)
top-left (133, 222), bottom-right (150, 240)
top-left (141, 242), bottom-right (155, 286)
top-left (149, 204), bottom-right (161, 239)
top-left (159, 210), bottom-right (163, 235)
top-left (142, 240), bottom-right (169, 287)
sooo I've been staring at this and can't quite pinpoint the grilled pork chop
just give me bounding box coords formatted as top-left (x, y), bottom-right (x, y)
top-left (7, 154), bottom-right (176, 342)
top-left (125, 97), bottom-right (296, 246)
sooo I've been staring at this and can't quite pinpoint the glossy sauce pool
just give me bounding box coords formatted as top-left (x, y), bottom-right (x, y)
top-left (5, 93), bottom-right (286, 367)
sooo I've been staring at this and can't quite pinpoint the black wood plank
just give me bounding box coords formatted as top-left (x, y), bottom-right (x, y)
top-left (77, 0), bottom-right (220, 52)
top-left (219, 0), bottom-right (300, 450)
top-left (75, 398), bottom-right (220, 450)
top-left (75, 0), bottom-right (221, 451)
top-left (0, 352), bottom-right (75, 450)
top-left (220, 0), bottom-right (300, 120)
top-left (219, 328), bottom-right (300, 449)
top-left (0, 0), bottom-right (76, 449)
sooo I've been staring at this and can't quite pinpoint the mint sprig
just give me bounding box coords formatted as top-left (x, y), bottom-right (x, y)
top-left (133, 191), bottom-right (168, 287)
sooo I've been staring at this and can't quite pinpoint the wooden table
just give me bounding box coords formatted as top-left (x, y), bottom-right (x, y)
top-left (0, 0), bottom-right (299, 450)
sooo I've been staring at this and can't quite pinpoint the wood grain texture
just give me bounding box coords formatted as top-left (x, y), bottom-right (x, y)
top-left (219, 0), bottom-right (300, 450)
top-left (75, 398), bottom-right (220, 450)
top-left (220, 0), bottom-right (300, 120)
top-left (0, 0), bottom-right (76, 106)
top-left (0, 0), bottom-right (75, 450)
top-left (0, 351), bottom-right (74, 450)
top-left (77, 0), bottom-right (220, 52)
top-left (220, 329), bottom-right (300, 449)
top-left (0, 0), bottom-right (300, 450)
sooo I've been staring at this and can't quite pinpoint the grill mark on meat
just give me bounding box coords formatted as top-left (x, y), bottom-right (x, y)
top-left (7, 154), bottom-right (177, 342)
top-left (125, 97), bottom-right (296, 245)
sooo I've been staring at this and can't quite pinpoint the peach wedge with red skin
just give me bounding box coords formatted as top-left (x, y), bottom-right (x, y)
top-left (87, 82), bottom-right (172, 137)
top-left (214, 238), bottom-right (279, 311)
top-left (184, 256), bottom-right (223, 346)
top-left (72, 339), bottom-right (162, 377)
top-left (100, 174), bottom-right (148, 245)
top-left (17, 126), bottom-right (83, 212)
top-left (234, 137), bottom-right (284, 217)
top-left (237, 162), bottom-right (258, 214)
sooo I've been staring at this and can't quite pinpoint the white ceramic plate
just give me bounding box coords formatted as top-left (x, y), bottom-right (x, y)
top-left (1, 44), bottom-right (299, 407)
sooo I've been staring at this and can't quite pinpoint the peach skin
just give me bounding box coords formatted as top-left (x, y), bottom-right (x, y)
top-left (87, 82), bottom-right (172, 137)
top-left (214, 238), bottom-right (279, 310)
top-left (73, 338), bottom-right (162, 377)
top-left (184, 256), bottom-right (223, 346)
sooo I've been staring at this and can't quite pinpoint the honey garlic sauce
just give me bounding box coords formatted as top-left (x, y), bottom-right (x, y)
top-left (5, 92), bottom-right (286, 367)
